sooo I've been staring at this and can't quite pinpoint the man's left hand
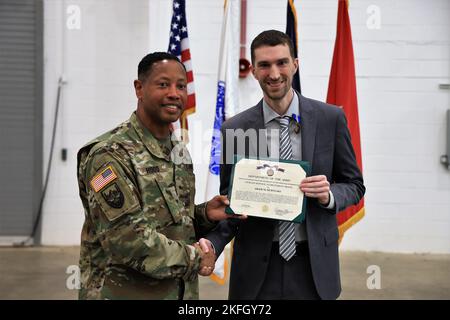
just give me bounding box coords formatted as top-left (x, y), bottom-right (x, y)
top-left (300, 175), bottom-right (330, 205)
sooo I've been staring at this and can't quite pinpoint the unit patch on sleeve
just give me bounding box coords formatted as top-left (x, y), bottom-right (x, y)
top-left (101, 183), bottom-right (124, 209)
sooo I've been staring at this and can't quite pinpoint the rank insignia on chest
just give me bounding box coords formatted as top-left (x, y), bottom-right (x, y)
top-left (90, 165), bottom-right (118, 192)
top-left (101, 183), bottom-right (124, 208)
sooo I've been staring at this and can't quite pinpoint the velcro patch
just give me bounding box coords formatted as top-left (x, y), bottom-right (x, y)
top-left (101, 183), bottom-right (124, 209)
top-left (90, 165), bottom-right (118, 192)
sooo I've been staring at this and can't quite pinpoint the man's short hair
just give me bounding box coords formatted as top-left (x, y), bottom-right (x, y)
top-left (137, 52), bottom-right (186, 81)
top-left (250, 30), bottom-right (296, 64)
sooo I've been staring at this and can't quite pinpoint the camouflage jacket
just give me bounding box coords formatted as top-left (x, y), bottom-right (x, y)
top-left (77, 112), bottom-right (217, 300)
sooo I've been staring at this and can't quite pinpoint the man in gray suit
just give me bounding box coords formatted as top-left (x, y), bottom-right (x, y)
top-left (200, 30), bottom-right (365, 300)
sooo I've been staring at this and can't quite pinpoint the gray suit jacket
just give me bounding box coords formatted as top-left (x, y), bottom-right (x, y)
top-left (207, 93), bottom-right (365, 300)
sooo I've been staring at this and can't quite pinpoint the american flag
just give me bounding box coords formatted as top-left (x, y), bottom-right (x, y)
top-left (90, 166), bottom-right (117, 193)
top-left (168, 0), bottom-right (196, 138)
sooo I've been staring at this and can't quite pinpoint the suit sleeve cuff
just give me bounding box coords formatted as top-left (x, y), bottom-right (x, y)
top-left (323, 190), bottom-right (336, 210)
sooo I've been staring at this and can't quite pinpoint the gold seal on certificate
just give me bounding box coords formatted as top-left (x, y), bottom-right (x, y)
top-left (226, 157), bottom-right (311, 223)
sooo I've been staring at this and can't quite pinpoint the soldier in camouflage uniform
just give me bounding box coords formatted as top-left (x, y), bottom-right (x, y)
top-left (77, 52), bottom-right (237, 299)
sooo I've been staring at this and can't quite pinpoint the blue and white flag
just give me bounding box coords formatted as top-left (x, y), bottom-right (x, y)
top-left (205, 0), bottom-right (240, 285)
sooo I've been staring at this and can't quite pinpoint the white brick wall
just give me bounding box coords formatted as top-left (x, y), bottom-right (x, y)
top-left (42, 0), bottom-right (150, 244)
top-left (41, 0), bottom-right (450, 253)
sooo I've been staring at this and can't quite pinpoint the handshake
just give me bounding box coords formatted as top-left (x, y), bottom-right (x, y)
top-left (194, 238), bottom-right (216, 276)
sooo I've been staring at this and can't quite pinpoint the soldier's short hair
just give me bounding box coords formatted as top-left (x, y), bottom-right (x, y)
top-left (137, 52), bottom-right (186, 81)
top-left (250, 30), bottom-right (295, 64)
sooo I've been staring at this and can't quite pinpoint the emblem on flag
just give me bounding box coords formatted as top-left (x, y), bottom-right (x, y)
top-left (90, 166), bottom-right (118, 193)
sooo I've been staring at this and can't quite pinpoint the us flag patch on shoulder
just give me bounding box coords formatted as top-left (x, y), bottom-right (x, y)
top-left (90, 165), bottom-right (118, 192)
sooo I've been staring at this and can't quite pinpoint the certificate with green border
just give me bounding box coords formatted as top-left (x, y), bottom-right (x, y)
top-left (225, 156), bottom-right (311, 223)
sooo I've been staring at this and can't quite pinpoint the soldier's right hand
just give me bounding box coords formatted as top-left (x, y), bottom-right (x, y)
top-left (194, 242), bottom-right (216, 276)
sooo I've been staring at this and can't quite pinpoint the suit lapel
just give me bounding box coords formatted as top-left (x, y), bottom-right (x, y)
top-left (297, 93), bottom-right (317, 165)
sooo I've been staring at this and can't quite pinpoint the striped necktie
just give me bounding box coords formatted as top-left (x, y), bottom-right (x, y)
top-left (277, 116), bottom-right (296, 261)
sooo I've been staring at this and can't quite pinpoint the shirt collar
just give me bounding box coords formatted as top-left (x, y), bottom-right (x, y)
top-left (130, 111), bottom-right (179, 160)
top-left (262, 90), bottom-right (300, 125)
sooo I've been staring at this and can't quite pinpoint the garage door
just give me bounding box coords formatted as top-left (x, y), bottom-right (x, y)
top-left (0, 0), bottom-right (43, 244)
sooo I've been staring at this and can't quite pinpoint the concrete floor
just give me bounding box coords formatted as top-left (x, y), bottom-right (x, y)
top-left (0, 246), bottom-right (449, 299)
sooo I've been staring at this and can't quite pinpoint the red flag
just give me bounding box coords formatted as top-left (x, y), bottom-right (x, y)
top-left (326, 0), bottom-right (364, 242)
